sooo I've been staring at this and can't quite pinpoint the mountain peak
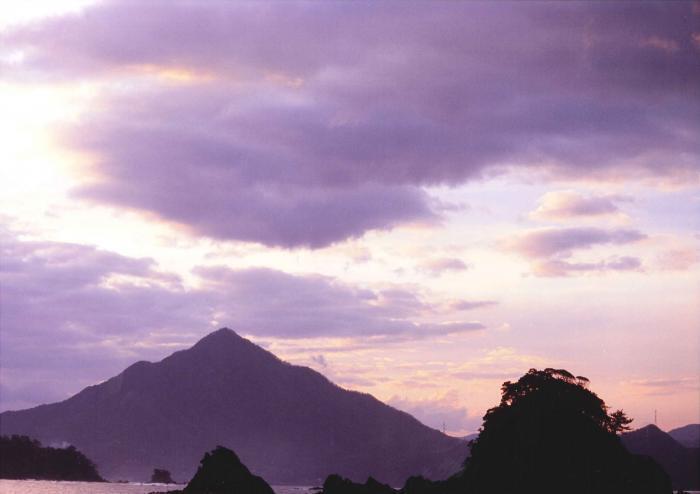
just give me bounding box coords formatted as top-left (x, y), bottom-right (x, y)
top-left (185, 327), bottom-right (280, 366)
top-left (637, 424), bottom-right (663, 433)
top-left (206, 327), bottom-right (241, 339)
top-left (192, 327), bottom-right (245, 348)
top-left (622, 423), bottom-right (699, 490)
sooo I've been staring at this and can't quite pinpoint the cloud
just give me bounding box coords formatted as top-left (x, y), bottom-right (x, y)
top-left (507, 227), bottom-right (646, 259)
top-left (2, 2), bottom-right (698, 247)
top-left (196, 266), bottom-right (487, 339)
top-left (450, 300), bottom-right (499, 311)
top-left (0, 229), bottom-right (213, 410)
top-left (529, 191), bottom-right (629, 222)
top-left (531, 256), bottom-right (643, 277)
top-left (388, 391), bottom-right (480, 434)
top-left (310, 354), bottom-right (328, 368)
top-left (506, 227), bottom-right (646, 277)
top-left (333, 374), bottom-right (377, 388)
top-left (0, 373), bottom-right (77, 412)
top-left (625, 377), bottom-right (700, 396)
top-left (418, 321), bottom-right (485, 334)
top-left (421, 257), bottom-right (470, 276)
top-left (641, 36), bottom-right (680, 54)
top-left (0, 229), bottom-right (486, 409)
top-left (450, 347), bottom-right (554, 383)
top-left (655, 247), bottom-right (700, 271)
top-left (0, 230), bottom-right (207, 343)
top-left (450, 370), bottom-right (518, 381)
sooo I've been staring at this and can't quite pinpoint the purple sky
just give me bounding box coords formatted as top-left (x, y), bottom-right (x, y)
top-left (0, 0), bottom-right (698, 433)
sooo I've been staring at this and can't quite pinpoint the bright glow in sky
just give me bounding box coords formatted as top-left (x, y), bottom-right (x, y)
top-left (1, 0), bottom-right (699, 435)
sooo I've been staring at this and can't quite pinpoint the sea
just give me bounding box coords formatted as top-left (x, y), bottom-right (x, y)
top-left (0, 480), bottom-right (314, 494)
top-left (0, 482), bottom-right (697, 494)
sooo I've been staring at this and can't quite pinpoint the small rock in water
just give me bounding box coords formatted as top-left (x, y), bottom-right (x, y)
top-left (152, 446), bottom-right (275, 494)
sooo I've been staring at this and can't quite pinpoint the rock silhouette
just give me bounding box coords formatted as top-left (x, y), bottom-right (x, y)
top-left (155, 446), bottom-right (274, 494)
top-left (0, 328), bottom-right (466, 484)
top-left (151, 468), bottom-right (176, 484)
top-left (0, 435), bottom-right (104, 482)
top-left (323, 474), bottom-right (396, 494)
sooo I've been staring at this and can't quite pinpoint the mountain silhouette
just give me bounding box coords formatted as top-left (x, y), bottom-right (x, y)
top-left (668, 424), bottom-right (700, 449)
top-left (622, 424), bottom-right (699, 490)
top-left (0, 328), bottom-right (466, 485)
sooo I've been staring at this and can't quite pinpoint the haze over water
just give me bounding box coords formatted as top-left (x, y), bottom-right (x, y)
top-left (0, 480), bottom-right (312, 494)
top-left (1, 480), bottom-right (698, 494)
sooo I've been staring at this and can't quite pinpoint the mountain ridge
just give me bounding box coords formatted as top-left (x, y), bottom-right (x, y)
top-left (0, 328), bottom-right (467, 485)
top-left (668, 423), bottom-right (700, 449)
top-left (622, 424), bottom-right (699, 490)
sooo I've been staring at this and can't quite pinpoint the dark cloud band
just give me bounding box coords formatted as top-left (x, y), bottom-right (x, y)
top-left (2, 1), bottom-right (697, 247)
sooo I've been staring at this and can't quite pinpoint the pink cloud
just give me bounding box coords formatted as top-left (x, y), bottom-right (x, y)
top-left (421, 257), bottom-right (470, 276)
top-left (531, 256), bottom-right (643, 277)
top-left (529, 191), bottom-right (630, 221)
top-left (506, 227), bottom-right (646, 259)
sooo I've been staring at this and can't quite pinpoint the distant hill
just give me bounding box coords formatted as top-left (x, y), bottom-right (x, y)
top-left (461, 433), bottom-right (478, 443)
top-left (0, 435), bottom-right (104, 481)
top-left (0, 328), bottom-right (467, 485)
top-left (668, 424), bottom-right (700, 449)
top-left (622, 424), bottom-right (699, 490)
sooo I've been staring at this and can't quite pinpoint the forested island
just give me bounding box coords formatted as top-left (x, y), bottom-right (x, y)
top-left (321, 369), bottom-right (673, 494)
top-left (0, 435), bottom-right (104, 481)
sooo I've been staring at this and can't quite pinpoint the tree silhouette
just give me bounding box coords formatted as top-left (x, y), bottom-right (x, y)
top-left (462, 368), bottom-right (670, 494)
top-left (321, 368), bottom-right (671, 494)
top-left (609, 409), bottom-right (634, 434)
top-left (0, 435), bottom-right (103, 482)
top-left (151, 468), bottom-right (175, 484)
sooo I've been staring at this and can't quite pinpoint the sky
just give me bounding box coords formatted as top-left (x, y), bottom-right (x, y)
top-left (0, 0), bottom-right (698, 435)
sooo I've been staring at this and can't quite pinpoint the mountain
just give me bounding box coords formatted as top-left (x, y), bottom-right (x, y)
top-left (461, 433), bottom-right (478, 443)
top-left (0, 328), bottom-right (467, 485)
top-left (622, 424), bottom-right (699, 490)
top-left (668, 424), bottom-right (700, 449)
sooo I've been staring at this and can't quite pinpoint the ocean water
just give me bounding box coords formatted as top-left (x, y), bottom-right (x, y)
top-left (0, 480), bottom-right (313, 494)
top-left (1, 482), bottom-right (696, 494)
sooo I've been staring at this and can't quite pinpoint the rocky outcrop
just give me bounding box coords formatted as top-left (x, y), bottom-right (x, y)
top-left (151, 468), bottom-right (175, 484)
top-left (155, 446), bottom-right (274, 494)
